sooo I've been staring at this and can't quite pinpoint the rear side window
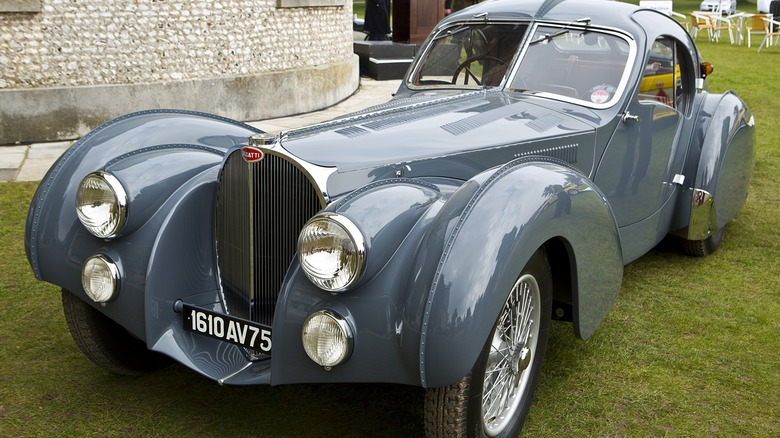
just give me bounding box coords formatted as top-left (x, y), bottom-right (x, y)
top-left (638, 37), bottom-right (690, 113)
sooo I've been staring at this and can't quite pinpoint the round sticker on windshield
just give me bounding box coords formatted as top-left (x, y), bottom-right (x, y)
top-left (591, 89), bottom-right (610, 104)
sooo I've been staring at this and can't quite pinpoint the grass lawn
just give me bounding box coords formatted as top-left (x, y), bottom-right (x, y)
top-left (2, 2), bottom-right (779, 436)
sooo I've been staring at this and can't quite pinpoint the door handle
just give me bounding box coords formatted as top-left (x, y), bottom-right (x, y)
top-left (622, 112), bottom-right (641, 123)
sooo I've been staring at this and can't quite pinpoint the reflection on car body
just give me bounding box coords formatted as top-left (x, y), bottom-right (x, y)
top-left (25, 0), bottom-right (754, 436)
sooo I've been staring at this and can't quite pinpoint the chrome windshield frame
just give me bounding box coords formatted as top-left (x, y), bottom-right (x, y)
top-left (504, 21), bottom-right (638, 110)
top-left (406, 18), bottom-right (638, 110)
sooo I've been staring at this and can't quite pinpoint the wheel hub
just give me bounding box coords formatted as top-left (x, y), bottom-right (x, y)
top-left (511, 345), bottom-right (531, 386)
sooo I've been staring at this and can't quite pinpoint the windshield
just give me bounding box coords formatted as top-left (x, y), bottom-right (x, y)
top-left (410, 22), bottom-right (632, 107)
top-left (410, 23), bottom-right (528, 88)
top-left (509, 26), bottom-right (631, 106)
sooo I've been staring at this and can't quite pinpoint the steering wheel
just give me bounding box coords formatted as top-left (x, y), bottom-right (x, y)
top-left (452, 55), bottom-right (508, 86)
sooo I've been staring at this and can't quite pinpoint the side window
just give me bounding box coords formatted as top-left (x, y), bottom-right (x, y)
top-left (638, 38), bottom-right (689, 112)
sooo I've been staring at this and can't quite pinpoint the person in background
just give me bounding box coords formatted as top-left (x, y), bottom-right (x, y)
top-left (365, 0), bottom-right (391, 40)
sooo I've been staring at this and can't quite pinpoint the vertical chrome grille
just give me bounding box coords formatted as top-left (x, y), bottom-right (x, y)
top-left (215, 149), bottom-right (323, 326)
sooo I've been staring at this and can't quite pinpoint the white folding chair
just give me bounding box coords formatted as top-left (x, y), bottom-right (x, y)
top-left (709, 14), bottom-right (735, 43)
top-left (744, 14), bottom-right (771, 47)
top-left (758, 16), bottom-right (780, 52)
top-left (689, 13), bottom-right (715, 41)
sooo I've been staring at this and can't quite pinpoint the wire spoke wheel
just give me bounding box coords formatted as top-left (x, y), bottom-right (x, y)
top-left (482, 274), bottom-right (541, 435)
top-left (424, 248), bottom-right (551, 438)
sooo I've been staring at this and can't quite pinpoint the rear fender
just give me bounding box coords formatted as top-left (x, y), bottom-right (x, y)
top-left (414, 158), bottom-right (623, 388)
top-left (675, 92), bottom-right (754, 239)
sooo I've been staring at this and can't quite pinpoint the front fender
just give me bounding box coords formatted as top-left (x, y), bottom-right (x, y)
top-left (25, 110), bottom-right (258, 341)
top-left (270, 178), bottom-right (455, 386)
top-left (418, 159), bottom-right (623, 388)
top-left (324, 178), bottom-right (444, 284)
top-left (26, 109), bottom-right (260, 282)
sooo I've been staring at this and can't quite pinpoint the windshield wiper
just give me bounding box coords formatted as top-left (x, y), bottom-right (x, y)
top-left (529, 17), bottom-right (592, 45)
top-left (432, 11), bottom-right (489, 41)
top-left (433, 25), bottom-right (469, 41)
top-left (529, 29), bottom-right (569, 45)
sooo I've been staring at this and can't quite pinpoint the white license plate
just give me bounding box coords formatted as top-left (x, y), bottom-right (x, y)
top-left (183, 304), bottom-right (272, 353)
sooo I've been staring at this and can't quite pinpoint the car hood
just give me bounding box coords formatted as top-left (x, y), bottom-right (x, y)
top-left (280, 90), bottom-right (598, 174)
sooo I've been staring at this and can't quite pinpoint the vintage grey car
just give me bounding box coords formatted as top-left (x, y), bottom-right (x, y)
top-left (25, 0), bottom-right (753, 435)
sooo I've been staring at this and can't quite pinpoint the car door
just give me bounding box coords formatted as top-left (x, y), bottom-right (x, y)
top-left (595, 37), bottom-right (691, 227)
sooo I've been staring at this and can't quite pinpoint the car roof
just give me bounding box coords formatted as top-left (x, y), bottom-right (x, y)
top-left (439, 0), bottom-right (702, 62)
top-left (442, 0), bottom-right (647, 38)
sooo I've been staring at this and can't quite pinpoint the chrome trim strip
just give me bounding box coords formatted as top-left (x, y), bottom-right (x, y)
top-left (250, 132), bottom-right (336, 205)
top-left (217, 361), bottom-right (253, 386)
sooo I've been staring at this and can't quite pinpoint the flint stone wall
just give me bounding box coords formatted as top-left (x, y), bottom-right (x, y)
top-left (0, 0), bottom-right (358, 144)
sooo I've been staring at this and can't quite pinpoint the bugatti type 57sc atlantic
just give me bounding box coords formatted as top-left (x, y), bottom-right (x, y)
top-left (26, 0), bottom-right (754, 435)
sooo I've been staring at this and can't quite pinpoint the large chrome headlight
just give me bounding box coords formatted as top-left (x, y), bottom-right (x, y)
top-left (76, 171), bottom-right (128, 239)
top-left (302, 310), bottom-right (353, 369)
top-left (297, 213), bottom-right (366, 292)
top-left (81, 254), bottom-right (120, 304)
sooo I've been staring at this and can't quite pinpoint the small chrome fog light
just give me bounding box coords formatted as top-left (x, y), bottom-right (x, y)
top-left (302, 310), bottom-right (353, 369)
top-left (81, 254), bottom-right (120, 304)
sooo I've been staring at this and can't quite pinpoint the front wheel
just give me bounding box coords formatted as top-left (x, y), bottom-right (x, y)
top-left (62, 289), bottom-right (170, 376)
top-left (424, 248), bottom-right (552, 437)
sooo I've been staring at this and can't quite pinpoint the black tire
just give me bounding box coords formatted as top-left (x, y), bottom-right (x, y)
top-left (424, 248), bottom-right (553, 438)
top-left (680, 225), bottom-right (726, 257)
top-left (62, 289), bottom-right (170, 376)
